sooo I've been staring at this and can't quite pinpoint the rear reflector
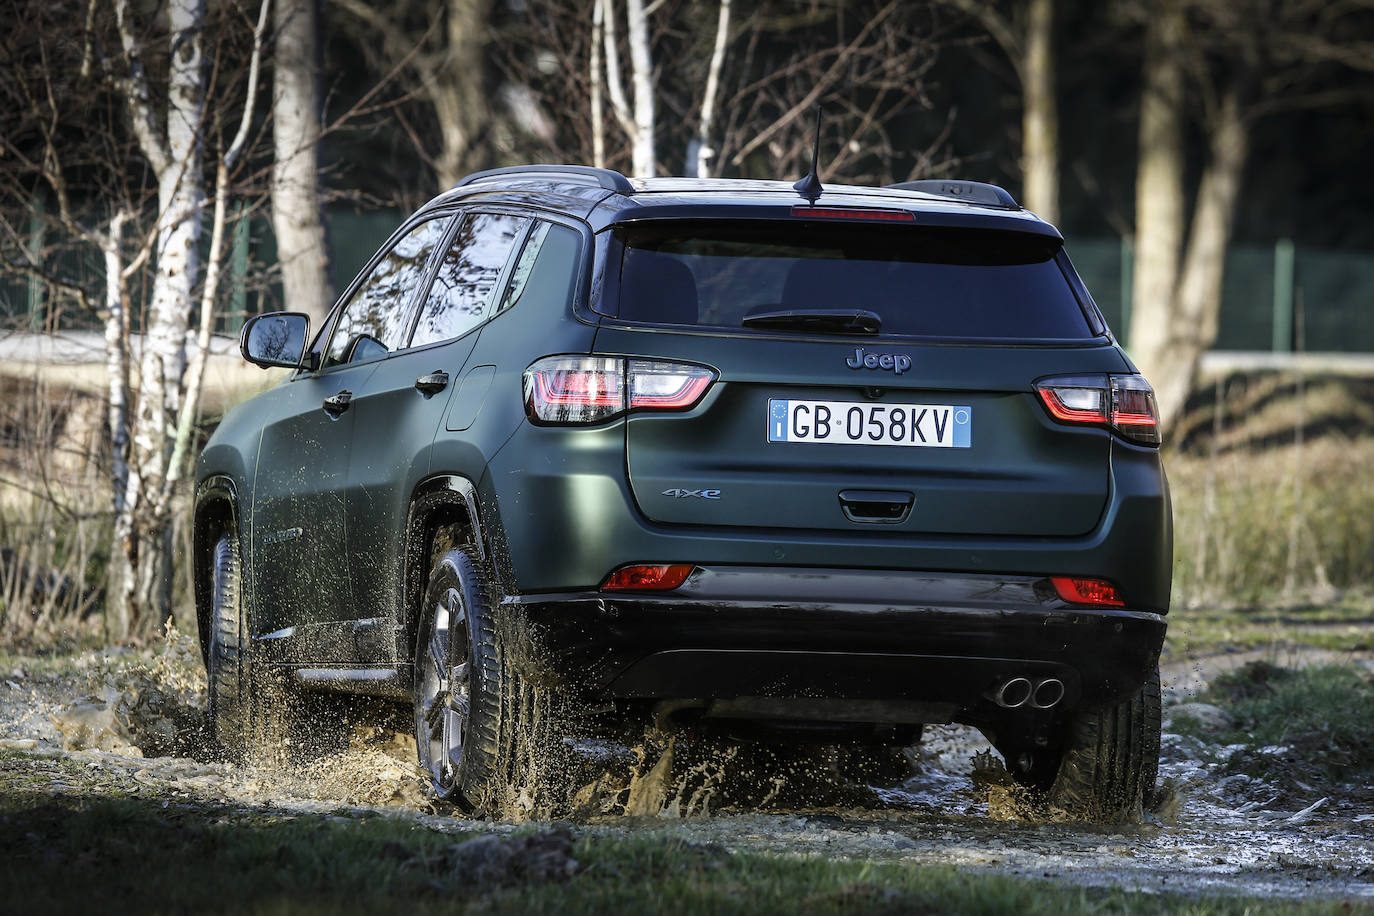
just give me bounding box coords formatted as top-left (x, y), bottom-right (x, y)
top-left (1050, 576), bottom-right (1126, 608)
top-left (1035, 373), bottom-right (1161, 446)
top-left (791, 206), bottom-right (915, 222)
top-left (601, 564), bottom-right (696, 592)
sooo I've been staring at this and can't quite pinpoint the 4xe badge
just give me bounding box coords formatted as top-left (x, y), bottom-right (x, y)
top-left (662, 488), bottom-right (721, 499)
top-left (846, 347), bottom-right (911, 375)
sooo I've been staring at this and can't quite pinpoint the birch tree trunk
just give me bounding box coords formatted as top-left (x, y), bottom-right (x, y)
top-left (272, 0), bottom-right (332, 325)
top-left (590, 0), bottom-right (606, 168)
top-left (1020, 0), bottom-right (1058, 224)
top-left (624, 0), bottom-right (656, 177)
top-left (599, 0), bottom-right (656, 177)
top-left (101, 211), bottom-right (134, 641)
top-left (106, 0), bottom-right (268, 639)
top-left (693, 0), bottom-right (731, 179)
top-left (108, 0), bottom-right (208, 637)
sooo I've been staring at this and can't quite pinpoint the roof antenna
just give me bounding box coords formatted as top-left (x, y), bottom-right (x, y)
top-left (793, 105), bottom-right (824, 205)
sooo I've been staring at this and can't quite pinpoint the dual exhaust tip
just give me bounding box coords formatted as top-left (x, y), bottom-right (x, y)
top-left (992, 676), bottom-right (1065, 709)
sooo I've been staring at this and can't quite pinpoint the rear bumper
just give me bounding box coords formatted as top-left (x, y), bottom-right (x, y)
top-left (511, 567), bottom-right (1165, 726)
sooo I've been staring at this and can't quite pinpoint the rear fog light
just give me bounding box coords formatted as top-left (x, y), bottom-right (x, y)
top-left (601, 564), bottom-right (696, 592)
top-left (1049, 576), bottom-right (1126, 608)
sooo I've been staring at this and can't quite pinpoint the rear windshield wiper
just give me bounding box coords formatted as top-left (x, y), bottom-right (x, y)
top-left (740, 308), bottom-right (882, 335)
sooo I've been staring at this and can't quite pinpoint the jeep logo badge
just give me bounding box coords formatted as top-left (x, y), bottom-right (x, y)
top-left (846, 347), bottom-right (911, 375)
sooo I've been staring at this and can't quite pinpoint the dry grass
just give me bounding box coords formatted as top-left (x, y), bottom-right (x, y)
top-left (1168, 371), bottom-right (1374, 610)
top-left (0, 374), bottom-right (110, 646)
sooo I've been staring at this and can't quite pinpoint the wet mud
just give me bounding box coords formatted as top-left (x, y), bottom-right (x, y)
top-left (2, 630), bottom-right (1372, 902)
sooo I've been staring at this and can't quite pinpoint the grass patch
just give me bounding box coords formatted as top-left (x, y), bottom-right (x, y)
top-left (1164, 591), bottom-right (1374, 656)
top-left (0, 751), bottom-right (1364, 915)
top-left (1168, 437), bottom-right (1374, 609)
top-left (1173, 662), bottom-right (1374, 797)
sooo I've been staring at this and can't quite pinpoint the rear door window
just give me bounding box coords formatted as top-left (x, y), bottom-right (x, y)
top-left (609, 221), bottom-right (1094, 340)
top-left (410, 212), bottom-right (529, 348)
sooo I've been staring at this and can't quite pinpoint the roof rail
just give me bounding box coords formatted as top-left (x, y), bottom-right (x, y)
top-left (886, 179), bottom-right (1019, 209)
top-left (453, 165), bottom-right (634, 193)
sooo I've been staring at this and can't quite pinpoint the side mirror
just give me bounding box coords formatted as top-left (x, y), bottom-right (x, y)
top-left (240, 312), bottom-right (311, 370)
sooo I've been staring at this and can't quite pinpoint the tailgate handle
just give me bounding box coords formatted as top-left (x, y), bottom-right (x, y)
top-left (838, 489), bottom-right (913, 524)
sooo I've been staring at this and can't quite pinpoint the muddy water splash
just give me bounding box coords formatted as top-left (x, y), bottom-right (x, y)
top-left (5, 639), bottom-right (1373, 901)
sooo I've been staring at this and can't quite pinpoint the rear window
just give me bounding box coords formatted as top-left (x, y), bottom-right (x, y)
top-left (607, 221), bottom-right (1095, 340)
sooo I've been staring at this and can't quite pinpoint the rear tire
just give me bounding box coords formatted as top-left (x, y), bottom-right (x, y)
top-left (413, 548), bottom-right (579, 815)
top-left (1045, 666), bottom-right (1161, 822)
top-left (414, 549), bottom-right (506, 811)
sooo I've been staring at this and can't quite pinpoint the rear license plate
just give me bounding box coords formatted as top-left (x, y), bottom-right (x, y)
top-left (768, 399), bottom-right (971, 448)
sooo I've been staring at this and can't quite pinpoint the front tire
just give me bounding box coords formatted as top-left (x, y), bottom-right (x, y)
top-left (205, 521), bottom-right (291, 761)
top-left (207, 527), bottom-right (249, 750)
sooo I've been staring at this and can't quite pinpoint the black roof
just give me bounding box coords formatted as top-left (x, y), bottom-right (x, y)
top-left (427, 166), bottom-right (1060, 238)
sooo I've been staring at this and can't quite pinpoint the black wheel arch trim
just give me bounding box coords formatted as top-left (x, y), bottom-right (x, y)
top-left (402, 475), bottom-right (498, 688)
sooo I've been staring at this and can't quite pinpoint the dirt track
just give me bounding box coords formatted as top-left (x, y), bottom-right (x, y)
top-left (1, 632), bottom-right (1371, 903)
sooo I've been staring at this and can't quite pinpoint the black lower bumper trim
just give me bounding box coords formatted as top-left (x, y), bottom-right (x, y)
top-left (510, 568), bottom-right (1166, 724)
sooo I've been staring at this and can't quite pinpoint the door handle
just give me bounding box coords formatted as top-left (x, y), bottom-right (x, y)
top-left (838, 489), bottom-right (913, 524)
top-left (414, 370), bottom-right (450, 395)
top-left (322, 389), bottom-right (353, 416)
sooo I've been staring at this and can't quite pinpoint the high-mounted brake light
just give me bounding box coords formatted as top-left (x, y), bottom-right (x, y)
top-left (1034, 374), bottom-right (1161, 446)
top-left (1050, 576), bottom-right (1126, 608)
top-left (524, 356), bottom-right (716, 425)
top-left (791, 206), bottom-right (915, 222)
top-left (601, 564), bottom-right (696, 592)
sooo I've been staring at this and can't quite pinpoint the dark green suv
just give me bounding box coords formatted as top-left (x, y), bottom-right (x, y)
top-left (195, 165), bottom-right (1170, 819)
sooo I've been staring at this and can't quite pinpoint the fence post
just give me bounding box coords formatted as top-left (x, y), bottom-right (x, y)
top-left (1272, 237), bottom-right (1295, 353)
top-left (1120, 236), bottom-right (1133, 345)
top-left (228, 201), bottom-right (249, 333)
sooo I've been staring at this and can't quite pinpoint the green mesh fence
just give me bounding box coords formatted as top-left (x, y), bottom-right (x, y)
top-left (5, 211), bottom-right (1374, 353)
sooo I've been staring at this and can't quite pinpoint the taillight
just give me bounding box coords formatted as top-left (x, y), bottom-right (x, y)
top-left (1034, 374), bottom-right (1161, 446)
top-left (524, 356), bottom-right (716, 425)
top-left (1049, 576), bottom-right (1126, 608)
top-left (601, 564), bottom-right (696, 591)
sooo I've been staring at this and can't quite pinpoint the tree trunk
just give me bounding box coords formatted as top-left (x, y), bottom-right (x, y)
top-left (431, 0), bottom-right (494, 187)
top-left (1020, 0), bottom-right (1058, 224)
top-left (101, 211), bottom-right (133, 641)
top-left (1152, 89), bottom-right (1250, 426)
top-left (1126, 2), bottom-right (1187, 413)
top-left (693, 0), bottom-right (731, 179)
top-left (624, 0), bottom-right (656, 177)
top-left (590, 0), bottom-right (606, 168)
top-left (272, 0), bottom-right (332, 326)
top-left (599, 0), bottom-right (656, 177)
top-left (109, 0), bottom-right (209, 639)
